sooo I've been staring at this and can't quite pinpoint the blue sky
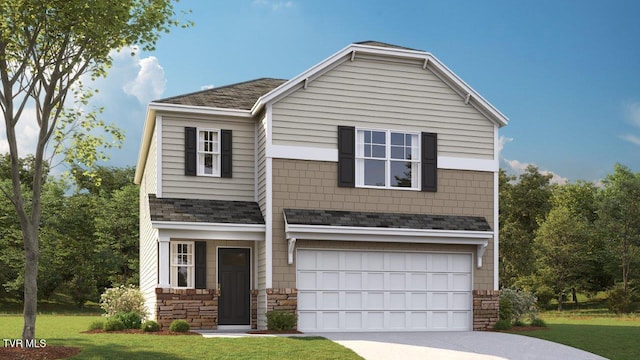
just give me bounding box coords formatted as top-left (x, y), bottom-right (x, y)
top-left (3, 0), bottom-right (637, 184)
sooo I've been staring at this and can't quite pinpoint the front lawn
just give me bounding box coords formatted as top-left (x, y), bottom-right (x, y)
top-left (0, 315), bottom-right (362, 359)
top-left (515, 315), bottom-right (640, 360)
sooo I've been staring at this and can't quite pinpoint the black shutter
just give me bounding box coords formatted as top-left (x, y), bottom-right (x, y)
top-left (421, 132), bottom-right (438, 192)
top-left (221, 130), bottom-right (232, 178)
top-left (195, 241), bottom-right (207, 289)
top-left (184, 127), bottom-right (197, 176)
top-left (338, 126), bottom-right (355, 187)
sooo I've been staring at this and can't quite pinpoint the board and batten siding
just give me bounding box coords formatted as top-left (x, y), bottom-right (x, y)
top-left (161, 114), bottom-right (256, 201)
top-left (139, 130), bottom-right (158, 319)
top-left (271, 55), bottom-right (495, 160)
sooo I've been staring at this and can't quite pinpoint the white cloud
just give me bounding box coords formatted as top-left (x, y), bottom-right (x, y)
top-left (497, 135), bottom-right (512, 156)
top-left (503, 158), bottom-right (569, 185)
top-left (122, 54), bottom-right (166, 104)
top-left (620, 134), bottom-right (640, 146)
top-left (200, 84), bottom-right (215, 90)
top-left (252, 0), bottom-right (293, 11)
top-left (626, 101), bottom-right (640, 128)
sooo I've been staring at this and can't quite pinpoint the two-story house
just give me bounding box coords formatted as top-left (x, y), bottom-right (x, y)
top-left (134, 41), bottom-right (508, 332)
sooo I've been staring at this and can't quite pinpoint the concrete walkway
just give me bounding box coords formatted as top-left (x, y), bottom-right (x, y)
top-left (314, 332), bottom-right (608, 360)
top-left (196, 330), bottom-right (607, 360)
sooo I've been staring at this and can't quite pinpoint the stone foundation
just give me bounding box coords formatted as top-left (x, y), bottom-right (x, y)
top-left (156, 288), bottom-right (258, 330)
top-left (473, 289), bottom-right (500, 331)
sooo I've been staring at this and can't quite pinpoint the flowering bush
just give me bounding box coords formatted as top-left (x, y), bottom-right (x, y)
top-left (100, 285), bottom-right (148, 319)
top-left (499, 288), bottom-right (538, 324)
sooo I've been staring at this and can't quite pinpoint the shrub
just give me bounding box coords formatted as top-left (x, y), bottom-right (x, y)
top-left (493, 319), bottom-right (512, 331)
top-left (88, 320), bottom-right (105, 331)
top-left (142, 320), bottom-right (161, 332)
top-left (169, 319), bottom-right (190, 332)
top-left (530, 318), bottom-right (547, 327)
top-left (266, 310), bottom-right (297, 331)
top-left (499, 288), bottom-right (538, 324)
top-left (513, 319), bottom-right (525, 327)
top-left (100, 285), bottom-right (148, 319)
top-left (533, 285), bottom-right (555, 309)
top-left (608, 286), bottom-right (638, 314)
top-left (104, 318), bottom-right (126, 332)
top-left (115, 312), bottom-right (142, 330)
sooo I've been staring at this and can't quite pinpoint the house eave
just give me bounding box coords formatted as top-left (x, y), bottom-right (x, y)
top-left (284, 223), bottom-right (492, 268)
top-left (153, 221), bottom-right (266, 241)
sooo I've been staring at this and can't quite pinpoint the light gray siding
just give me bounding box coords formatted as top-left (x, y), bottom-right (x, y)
top-left (139, 131), bottom-right (158, 318)
top-left (161, 113), bottom-right (255, 201)
top-left (272, 55), bottom-right (495, 159)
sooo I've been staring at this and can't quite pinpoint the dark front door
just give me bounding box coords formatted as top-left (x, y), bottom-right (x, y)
top-left (218, 248), bottom-right (250, 325)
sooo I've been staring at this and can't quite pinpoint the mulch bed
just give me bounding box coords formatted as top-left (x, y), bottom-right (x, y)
top-left (82, 329), bottom-right (201, 335)
top-left (0, 345), bottom-right (80, 360)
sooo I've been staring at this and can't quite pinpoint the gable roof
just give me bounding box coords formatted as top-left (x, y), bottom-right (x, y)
top-left (283, 208), bottom-right (492, 232)
top-left (156, 78), bottom-right (286, 110)
top-left (253, 41), bottom-right (508, 127)
top-left (149, 194), bottom-right (264, 224)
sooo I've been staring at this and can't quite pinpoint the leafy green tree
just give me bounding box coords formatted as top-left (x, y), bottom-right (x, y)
top-left (499, 166), bottom-right (553, 287)
top-left (72, 165), bottom-right (135, 195)
top-left (534, 203), bottom-right (589, 310)
top-left (94, 183), bottom-right (140, 287)
top-left (597, 164), bottom-right (640, 295)
top-left (0, 1), bottom-right (189, 343)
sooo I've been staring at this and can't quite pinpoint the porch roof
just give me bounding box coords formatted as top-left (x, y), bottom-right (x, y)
top-left (149, 195), bottom-right (265, 225)
top-left (283, 208), bottom-right (491, 231)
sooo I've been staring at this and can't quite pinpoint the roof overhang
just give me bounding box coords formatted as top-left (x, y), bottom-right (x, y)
top-left (134, 103), bottom-right (253, 184)
top-left (153, 221), bottom-right (265, 242)
top-left (252, 42), bottom-right (509, 127)
top-left (284, 222), bottom-right (492, 268)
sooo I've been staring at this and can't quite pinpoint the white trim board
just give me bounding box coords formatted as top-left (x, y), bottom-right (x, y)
top-left (267, 144), bottom-right (497, 172)
top-left (284, 222), bottom-right (491, 269)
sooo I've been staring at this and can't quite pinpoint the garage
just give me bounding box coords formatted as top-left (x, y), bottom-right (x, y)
top-left (296, 249), bottom-right (473, 332)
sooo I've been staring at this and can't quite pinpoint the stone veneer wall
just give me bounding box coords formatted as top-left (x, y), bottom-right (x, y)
top-left (472, 290), bottom-right (499, 331)
top-left (266, 288), bottom-right (298, 329)
top-left (156, 288), bottom-right (258, 330)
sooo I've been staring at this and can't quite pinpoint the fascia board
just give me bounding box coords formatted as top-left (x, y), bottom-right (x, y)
top-left (152, 221), bottom-right (265, 233)
top-left (285, 223), bottom-right (493, 243)
top-left (134, 106), bottom-right (156, 184)
top-left (149, 102), bottom-right (253, 118)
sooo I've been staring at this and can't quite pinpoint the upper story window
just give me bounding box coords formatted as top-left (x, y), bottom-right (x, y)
top-left (198, 129), bottom-right (220, 176)
top-left (355, 129), bottom-right (420, 189)
top-left (171, 241), bottom-right (194, 288)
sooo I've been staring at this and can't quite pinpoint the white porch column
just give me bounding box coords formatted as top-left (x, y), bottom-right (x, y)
top-left (158, 233), bottom-right (170, 288)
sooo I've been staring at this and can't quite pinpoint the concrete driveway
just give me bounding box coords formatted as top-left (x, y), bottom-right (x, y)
top-left (313, 331), bottom-right (607, 360)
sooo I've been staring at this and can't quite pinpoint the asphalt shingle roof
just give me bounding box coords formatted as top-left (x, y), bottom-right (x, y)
top-left (149, 195), bottom-right (264, 224)
top-left (283, 209), bottom-right (492, 232)
top-left (355, 40), bottom-right (424, 52)
top-left (155, 78), bottom-right (287, 110)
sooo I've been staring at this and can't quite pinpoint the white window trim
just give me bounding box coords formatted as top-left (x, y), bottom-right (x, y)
top-left (197, 128), bottom-right (221, 177)
top-left (355, 128), bottom-right (421, 190)
top-left (170, 241), bottom-right (194, 289)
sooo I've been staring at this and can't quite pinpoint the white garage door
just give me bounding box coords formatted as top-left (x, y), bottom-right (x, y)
top-left (296, 249), bottom-right (472, 332)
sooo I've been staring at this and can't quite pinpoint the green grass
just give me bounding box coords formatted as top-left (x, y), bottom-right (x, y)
top-left (515, 314), bottom-right (640, 360)
top-left (0, 315), bottom-right (362, 359)
top-left (0, 294), bottom-right (101, 315)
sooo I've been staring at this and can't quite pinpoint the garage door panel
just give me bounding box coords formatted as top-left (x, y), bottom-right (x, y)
top-left (297, 250), bottom-right (472, 332)
top-left (388, 273), bottom-right (406, 290)
top-left (452, 273), bottom-right (472, 290)
top-left (366, 273), bottom-right (385, 289)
